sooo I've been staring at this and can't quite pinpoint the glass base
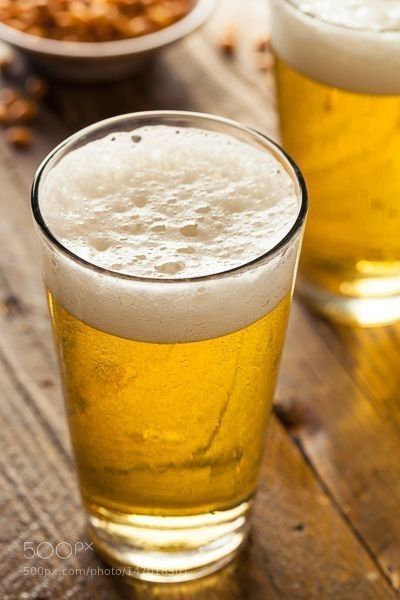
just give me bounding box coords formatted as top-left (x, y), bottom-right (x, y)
top-left (87, 501), bottom-right (252, 582)
top-left (298, 279), bottom-right (400, 327)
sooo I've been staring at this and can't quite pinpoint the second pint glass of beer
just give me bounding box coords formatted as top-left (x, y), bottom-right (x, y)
top-left (32, 112), bottom-right (307, 581)
top-left (271, 0), bottom-right (400, 326)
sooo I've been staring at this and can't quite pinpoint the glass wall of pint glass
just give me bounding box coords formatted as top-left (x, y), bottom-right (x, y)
top-left (32, 112), bottom-right (307, 582)
top-left (271, 0), bottom-right (400, 326)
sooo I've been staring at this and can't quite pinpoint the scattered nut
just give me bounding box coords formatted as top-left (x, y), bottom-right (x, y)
top-left (5, 126), bottom-right (32, 149)
top-left (0, 88), bottom-right (21, 107)
top-left (0, 73), bottom-right (46, 146)
top-left (255, 34), bottom-right (271, 53)
top-left (219, 25), bottom-right (237, 56)
top-left (25, 75), bottom-right (48, 98)
top-left (8, 98), bottom-right (38, 122)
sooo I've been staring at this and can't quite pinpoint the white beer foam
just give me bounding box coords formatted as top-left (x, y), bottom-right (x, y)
top-left (39, 125), bottom-right (301, 343)
top-left (271, 0), bottom-right (400, 94)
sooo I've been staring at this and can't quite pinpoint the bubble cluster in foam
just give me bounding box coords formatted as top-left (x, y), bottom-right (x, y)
top-left (297, 0), bottom-right (400, 30)
top-left (38, 123), bottom-right (302, 343)
top-left (41, 126), bottom-right (298, 279)
top-left (271, 0), bottom-right (400, 94)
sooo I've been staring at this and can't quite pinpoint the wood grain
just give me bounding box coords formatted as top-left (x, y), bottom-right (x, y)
top-left (0, 0), bottom-right (399, 598)
top-left (276, 304), bottom-right (400, 591)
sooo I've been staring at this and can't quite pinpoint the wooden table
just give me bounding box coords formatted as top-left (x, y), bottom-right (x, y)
top-left (1, 1), bottom-right (399, 598)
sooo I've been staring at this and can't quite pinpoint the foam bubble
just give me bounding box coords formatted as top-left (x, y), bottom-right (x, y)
top-left (38, 124), bottom-right (302, 343)
top-left (297, 0), bottom-right (400, 30)
top-left (271, 0), bottom-right (400, 94)
top-left (41, 126), bottom-right (298, 279)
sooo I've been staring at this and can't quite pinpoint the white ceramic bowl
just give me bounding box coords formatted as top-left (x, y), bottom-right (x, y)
top-left (0, 0), bottom-right (215, 82)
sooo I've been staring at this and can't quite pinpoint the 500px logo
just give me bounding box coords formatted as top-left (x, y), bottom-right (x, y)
top-left (23, 541), bottom-right (94, 560)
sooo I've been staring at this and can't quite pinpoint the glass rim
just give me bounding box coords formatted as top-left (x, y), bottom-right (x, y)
top-left (31, 110), bottom-right (308, 285)
top-left (279, 0), bottom-right (400, 34)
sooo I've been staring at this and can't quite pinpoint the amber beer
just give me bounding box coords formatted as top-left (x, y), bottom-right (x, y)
top-left (271, 0), bottom-right (400, 326)
top-left (32, 112), bottom-right (307, 581)
top-left (48, 291), bottom-right (291, 516)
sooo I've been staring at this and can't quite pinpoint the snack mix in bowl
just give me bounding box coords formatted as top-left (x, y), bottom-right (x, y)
top-left (0, 0), bottom-right (210, 81)
top-left (0, 0), bottom-right (192, 42)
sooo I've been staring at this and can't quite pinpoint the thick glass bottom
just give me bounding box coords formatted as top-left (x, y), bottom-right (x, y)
top-left (298, 279), bottom-right (400, 327)
top-left (87, 500), bottom-right (252, 582)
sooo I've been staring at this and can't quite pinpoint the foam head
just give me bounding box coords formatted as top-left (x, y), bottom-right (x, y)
top-left (271, 0), bottom-right (400, 94)
top-left (36, 119), bottom-right (303, 343)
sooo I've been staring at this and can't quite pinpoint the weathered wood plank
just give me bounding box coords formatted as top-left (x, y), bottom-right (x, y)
top-left (332, 324), bottom-right (400, 430)
top-left (0, 358), bottom-right (121, 599)
top-left (277, 302), bottom-right (400, 592)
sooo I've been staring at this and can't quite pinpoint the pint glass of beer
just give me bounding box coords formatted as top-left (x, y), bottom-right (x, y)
top-left (271, 0), bottom-right (400, 326)
top-left (32, 112), bottom-right (307, 581)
